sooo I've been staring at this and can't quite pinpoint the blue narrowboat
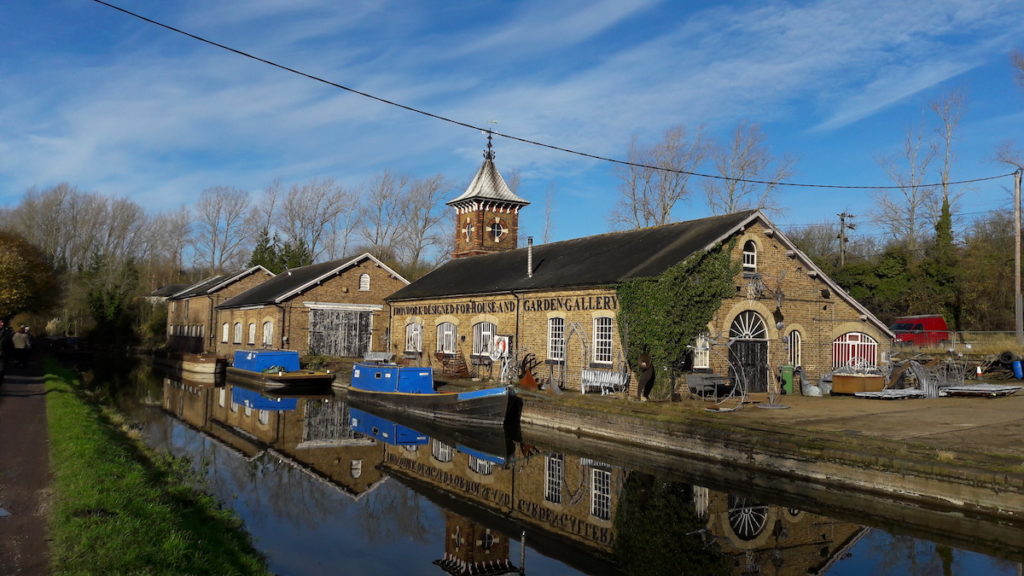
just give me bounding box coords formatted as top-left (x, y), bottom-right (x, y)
top-left (226, 349), bottom-right (335, 389)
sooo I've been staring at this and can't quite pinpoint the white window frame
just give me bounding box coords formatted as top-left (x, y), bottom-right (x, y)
top-left (436, 322), bottom-right (457, 354)
top-left (468, 455), bottom-right (493, 476)
top-left (693, 333), bottom-right (710, 370)
top-left (788, 330), bottom-right (802, 367)
top-left (593, 316), bottom-right (613, 365)
top-left (262, 321), bottom-right (274, 348)
top-left (221, 323), bottom-right (229, 343)
top-left (544, 453), bottom-right (563, 504)
top-left (405, 323), bottom-right (422, 353)
top-left (247, 323), bottom-right (256, 345)
top-left (591, 468), bottom-right (612, 520)
top-left (233, 322), bottom-right (242, 344)
top-left (548, 317), bottom-right (565, 361)
top-left (832, 332), bottom-right (878, 368)
top-left (431, 439), bottom-right (453, 462)
top-left (743, 240), bottom-right (757, 274)
top-left (472, 321), bottom-right (496, 356)
top-left (359, 273), bottom-right (370, 291)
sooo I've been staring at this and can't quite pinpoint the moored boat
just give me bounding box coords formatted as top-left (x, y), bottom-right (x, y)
top-left (341, 361), bottom-right (515, 428)
top-left (226, 349), bottom-right (335, 389)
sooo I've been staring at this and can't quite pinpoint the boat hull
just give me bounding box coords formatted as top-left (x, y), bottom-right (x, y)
top-left (345, 385), bottom-right (514, 429)
top-left (225, 366), bottom-right (336, 390)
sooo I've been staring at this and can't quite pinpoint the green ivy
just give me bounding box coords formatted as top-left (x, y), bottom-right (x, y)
top-left (617, 240), bottom-right (739, 394)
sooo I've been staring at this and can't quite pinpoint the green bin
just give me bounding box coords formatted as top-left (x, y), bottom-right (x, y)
top-left (780, 365), bottom-right (794, 394)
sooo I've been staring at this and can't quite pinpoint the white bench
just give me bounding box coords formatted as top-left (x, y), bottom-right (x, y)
top-left (580, 368), bottom-right (629, 395)
top-left (363, 351), bottom-right (394, 364)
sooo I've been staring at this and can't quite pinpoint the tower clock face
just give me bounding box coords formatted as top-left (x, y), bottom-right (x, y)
top-left (489, 218), bottom-right (505, 242)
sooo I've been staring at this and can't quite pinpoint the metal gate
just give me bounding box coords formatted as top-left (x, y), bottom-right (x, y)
top-left (729, 311), bottom-right (768, 393)
top-left (308, 309), bottom-right (371, 357)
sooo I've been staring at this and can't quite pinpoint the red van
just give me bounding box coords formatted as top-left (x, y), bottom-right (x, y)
top-left (890, 315), bottom-right (950, 346)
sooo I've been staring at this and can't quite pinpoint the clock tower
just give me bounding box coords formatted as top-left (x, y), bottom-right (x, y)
top-left (448, 134), bottom-right (529, 259)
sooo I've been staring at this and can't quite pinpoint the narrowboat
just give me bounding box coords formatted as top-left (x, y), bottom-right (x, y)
top-left (226, 349), bottom-right (335, 389)
top-left (341, 362), bottom-right (514, 428)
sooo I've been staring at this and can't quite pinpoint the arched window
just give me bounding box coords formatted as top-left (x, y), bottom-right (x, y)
top-left (431, 439), bottom-right (453, 462)
top-left (548, 317), bottom-right (565, 361)
top-left (693, 333), bottom-right (710, 369)
top-left (359, 273), bottom-right (370, 291)
top-left (788, 330), bottom-right (802, 366)
top-left (405, 323), bottom-right (422, 353)
top-left (221, 323), bottom-right (229, 343)
top-left (436, 322), bottom-right (456, 354)
top-left (247, 323), bottom-right (256, 345)
top-left (742, 240), bottom-right (757, 275)
top-left (832, 332), bottom-right (878, 368)
top-left (262, 321), bottom-right (274, 348)
top-left (489, 218), bottom-right (506, 242)
top-left (730, 310), bottom-right (767, 340)
top-left (233, 322), bottom-right (242, 344)
top-left (472, 321), bottom-right (496, 356)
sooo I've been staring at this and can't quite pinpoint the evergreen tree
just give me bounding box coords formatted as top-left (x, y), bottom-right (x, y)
top-left (923, 196), bottom-right (961, 331)
top-left (248, 227), bottom-right (282, 272)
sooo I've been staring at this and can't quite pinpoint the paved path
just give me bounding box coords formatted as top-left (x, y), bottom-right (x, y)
top-left (0, 357), bottom-right (51, 576)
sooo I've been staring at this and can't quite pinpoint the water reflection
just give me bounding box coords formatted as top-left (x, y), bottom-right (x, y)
top-left (128, 366), bottom-right (1024, 575)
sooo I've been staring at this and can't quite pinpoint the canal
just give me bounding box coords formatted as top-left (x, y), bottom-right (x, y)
top-left (111, 363), bottom-right (1022, 575)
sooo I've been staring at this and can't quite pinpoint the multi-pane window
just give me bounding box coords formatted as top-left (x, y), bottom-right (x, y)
top-left (468, 455), bottom-right (493, 475)
top-left (221, 323), bottom-right (229, 343)
top-left (788, 330), bottom-right (802, 366)
top-left (742, 240), bottom-right (757, 274)
top-left (405, 323), bottom-right (422, 353)
top-left (431, 440), bottom-right (453, 462)
top-left (359, 273), bottom-right (370, 291)
top-left (544, 453), bottom-right (564, 504)
top-left (472, 322), bottom-right (496, 356)
top-left (262, 322), bottom-right (274, 348)
top-left (233, 322), bottom-right (242, 344)
top-left (548, 317), bottom-right (565, 361)
top-left (832, 332), bottom-right (877, 368)
top-left (591, 468), bottom-right (612, 520)
top-left (436, 322), bottom-right (457, 354)
top-left (593, 317), bottom-right (613, 364)
top-left (693, 333), bottom-right (710, 369)
top-left (247, 323), bottom-right (257, 345)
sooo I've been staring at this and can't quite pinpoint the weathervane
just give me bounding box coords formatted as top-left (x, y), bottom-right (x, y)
top-left (482, 121), bottom-right (498, 160)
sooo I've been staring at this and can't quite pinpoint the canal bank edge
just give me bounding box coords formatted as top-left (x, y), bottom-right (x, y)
top-left (517, 391), bottom-right (1024, 522)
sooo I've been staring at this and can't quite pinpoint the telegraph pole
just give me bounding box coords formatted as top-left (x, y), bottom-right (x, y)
top-left (837, 212), bottom-right (855, 267)
top-left (1015, 170), bottom-right (1022, 344)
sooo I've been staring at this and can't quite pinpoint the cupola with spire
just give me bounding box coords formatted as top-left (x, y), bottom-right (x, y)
top-left (447, 132), bottom-right (529, 259)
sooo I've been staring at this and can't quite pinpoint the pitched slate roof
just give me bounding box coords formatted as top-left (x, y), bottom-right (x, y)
top-left (150, 283), bottom-right (189, 298)
top-left (388, 211), bottom-right (758, 301)
top-left (168, 266), bottom-right (272, 301)
top-left (446, 157), bottom-right (529, 207)
top-left (217, 253), bottom-right (407, 309)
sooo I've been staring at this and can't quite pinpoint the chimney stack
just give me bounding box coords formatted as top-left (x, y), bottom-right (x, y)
top-left (527, 237), bottom-right (533, 278)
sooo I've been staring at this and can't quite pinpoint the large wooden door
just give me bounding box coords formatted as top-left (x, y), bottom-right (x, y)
top-left (308, 309), bottom-right (371, 357)
top-left (729, 311), bottom-right (768, 393)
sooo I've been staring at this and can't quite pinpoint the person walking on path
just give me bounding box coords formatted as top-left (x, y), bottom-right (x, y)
top-left (12, 327), bottom-right (29, 367)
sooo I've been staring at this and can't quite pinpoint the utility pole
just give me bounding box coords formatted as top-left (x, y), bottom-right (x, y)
top-left (1015, 170), bottom-right (1022, 344)
top-left (837, 212), bottom-right (856, 267)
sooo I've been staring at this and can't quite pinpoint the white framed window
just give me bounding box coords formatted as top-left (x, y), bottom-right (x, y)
top-left (742, 240), bottom-right (757, 274)
top-left (405, 323), bottom-right (422, 353)
top-left (593, 316), bottom-right (613, 364)
top-left (258, 410), bottom-right (269, 425)
top-left (218, 388), bottom-right (226, 407)
top-left (472, 322), bottom-right (496, 356)
top-left (436, 322), bottom-right (457, 354)
top-left (221, 323), bottom-right (229, 343)
top-left (431, 439), bottom-right (453, 462)
top-left (468, 455), bottom-right (493, 476)
top-left (351, 460), bottom-right (362, 479)
top-left (247, 323), bottom-right (256, 345)
top-left (233, 322), bottom-right (242, 344)
top-left (262, 321), bottom-right (274, 347)
top-left (832, 332), bottom-right (878, 368)
top-left (693, 333), bottom-right (710, 370)
top-left (548, 317), bottom-right (565, 361)
top-left (359, 273), bottom-right (370, 291)
top-left (591, 468), bottom-right (612, 520)
top-left (544, 453), bottom-right (563, 504)
top-left (788, 330), bottom-right (802, 366)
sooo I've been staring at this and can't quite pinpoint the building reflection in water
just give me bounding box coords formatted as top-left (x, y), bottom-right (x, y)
top-left (157, 374), bottom-right (1016, 576)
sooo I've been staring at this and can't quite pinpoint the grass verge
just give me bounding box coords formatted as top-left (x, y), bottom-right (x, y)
top-left (45, 359), bottom-right (270, 576)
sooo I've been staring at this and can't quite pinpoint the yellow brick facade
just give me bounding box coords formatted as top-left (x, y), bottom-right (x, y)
top-left (166, 268), bottom-right (274, 354)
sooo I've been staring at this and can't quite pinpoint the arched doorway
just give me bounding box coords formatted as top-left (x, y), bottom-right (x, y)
top-left (729, 310), bottom-right (768, 392)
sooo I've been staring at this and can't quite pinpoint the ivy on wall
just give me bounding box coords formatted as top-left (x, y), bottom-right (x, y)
top-left (616, 240), bottom-right (739, 387)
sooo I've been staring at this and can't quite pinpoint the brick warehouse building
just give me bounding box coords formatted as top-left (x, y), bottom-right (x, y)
top-left (215, 253), bottom-right (408, 359)
top-left (386, 148), bottom-right (892, 397)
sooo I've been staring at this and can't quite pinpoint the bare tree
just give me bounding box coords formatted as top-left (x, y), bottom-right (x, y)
top-left (192, 186), bottom-right (250, 272)
top-left (610, 124), bottom-right (707, 229)
top-left (400, 174), bottom-right (448, 271)
top-left (872, 124), bottom-right (938, 252)
top-left (277, 178), bottom-right (350, 260)
top-left (357, 170), bottom-right (408, 256)
top-left (704, 122), bottom-right (794, 216)
top-left (543, 183), bottom-right (556, 243)
top-left (930, 89), bottom-right (966, 226)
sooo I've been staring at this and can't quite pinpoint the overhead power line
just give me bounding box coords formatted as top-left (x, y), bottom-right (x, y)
top-left (91, 0), bottom-right (1017, 191)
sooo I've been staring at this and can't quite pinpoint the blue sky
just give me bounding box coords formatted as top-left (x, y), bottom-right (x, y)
top-left (3, 0), bottom-right (1023, 247)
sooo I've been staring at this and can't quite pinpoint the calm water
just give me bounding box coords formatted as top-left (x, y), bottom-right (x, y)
top-left (112, 363), bottom-right (1022, 576)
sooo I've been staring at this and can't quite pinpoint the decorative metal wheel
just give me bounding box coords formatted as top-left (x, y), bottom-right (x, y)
top-left (728, 495), bottom-right (769, 541)
top-left (730, 311), bottom-right (767, 340)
